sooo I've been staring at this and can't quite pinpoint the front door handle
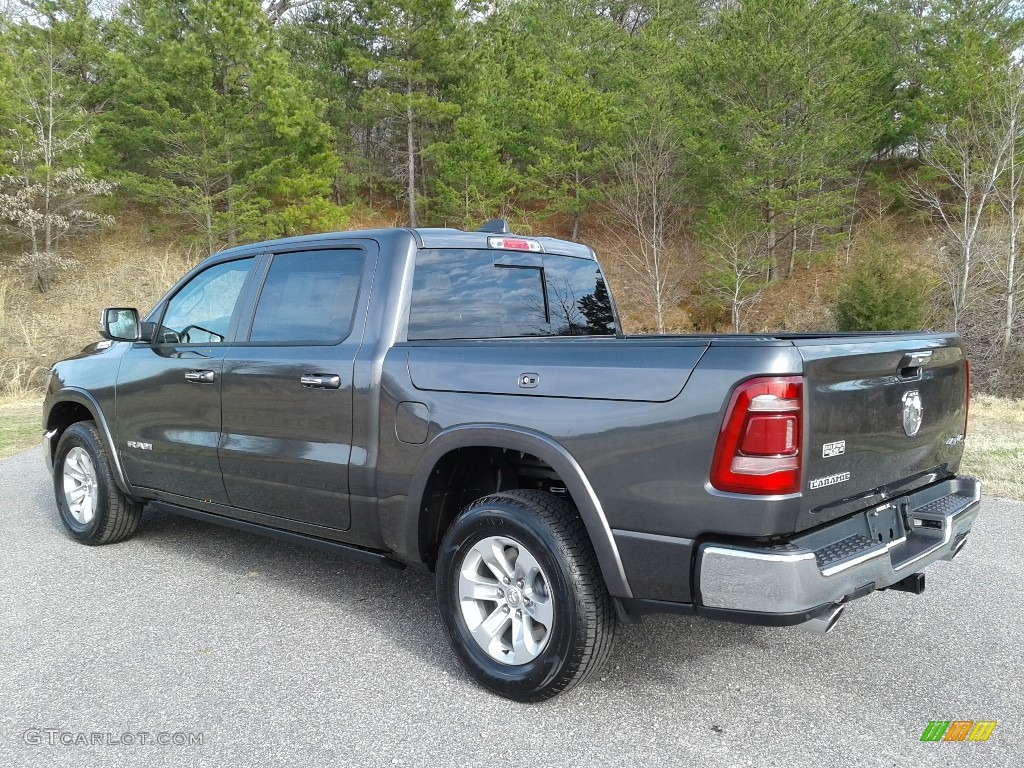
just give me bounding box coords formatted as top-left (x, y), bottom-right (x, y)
top-left (300, 374), bottom-right (341, 390)
top-left (184, 370), bottom-right (216, 384)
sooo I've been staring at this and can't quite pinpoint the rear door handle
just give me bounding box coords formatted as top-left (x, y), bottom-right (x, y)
top-left (184, 370), bottom-right (215, 384)
top-left (300, 374), bottom-right (341, 389)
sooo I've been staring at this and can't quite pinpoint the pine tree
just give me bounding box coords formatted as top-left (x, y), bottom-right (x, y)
top-left (683, 0), bottom-right (896, 279)
top-left (353, 0), bottom-right (473, 226)
top-left (480, 0), bottom-right (628, 237)
top-left (99, 0), bottom-right (340, 250)
top-left (834, 243), bottom-right (927, 331)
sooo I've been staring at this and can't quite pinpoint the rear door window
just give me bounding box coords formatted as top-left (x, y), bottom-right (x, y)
top-left (248, 249), bottom-right (365, 344)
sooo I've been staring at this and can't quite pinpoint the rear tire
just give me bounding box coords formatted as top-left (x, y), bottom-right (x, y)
top-left (53, 421), bottom-right (142, 545)
top-left (436, 489), bottom-right (616, 701)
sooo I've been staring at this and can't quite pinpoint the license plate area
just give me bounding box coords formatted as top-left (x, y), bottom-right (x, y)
top-left (866, 503), bottom-right (906, 545)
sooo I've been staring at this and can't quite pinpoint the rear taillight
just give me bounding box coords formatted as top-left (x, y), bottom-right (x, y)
top-left (710, 376), bottom-right (803, 495)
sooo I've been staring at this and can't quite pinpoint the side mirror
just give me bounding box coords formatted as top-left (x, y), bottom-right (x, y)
top-left (99, 307), bottom-right (141, 341)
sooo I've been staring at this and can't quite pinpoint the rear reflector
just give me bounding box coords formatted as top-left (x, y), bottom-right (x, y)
top-left (711, 376), bottom-right (803, 494)
top-left (964, 358), bottom-right (970, 438)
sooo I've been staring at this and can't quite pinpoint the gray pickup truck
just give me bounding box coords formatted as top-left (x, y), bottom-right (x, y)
top-left (43, 222), bottom-right (980, 701)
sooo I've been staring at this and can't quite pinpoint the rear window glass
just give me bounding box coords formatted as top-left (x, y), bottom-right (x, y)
top-left (408, 249), bottom-right (616, 340)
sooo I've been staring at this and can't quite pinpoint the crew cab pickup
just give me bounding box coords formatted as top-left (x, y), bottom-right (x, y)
top-left (43, 222), bottom-right (980, 701)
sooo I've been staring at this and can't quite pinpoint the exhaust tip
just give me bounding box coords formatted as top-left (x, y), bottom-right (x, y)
top-left (800, 604), bottom-right (845, 635)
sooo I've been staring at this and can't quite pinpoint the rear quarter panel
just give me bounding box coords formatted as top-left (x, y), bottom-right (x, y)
top-left (376, 338), bottom-right (807, 542)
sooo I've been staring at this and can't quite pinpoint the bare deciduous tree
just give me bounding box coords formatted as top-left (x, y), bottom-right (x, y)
top-left (907, 96), bottom-right (1012, 330)
top-left (992, 65), bottom-right (1024, 354)
top-left (0, 38), bottom-right (113, 292)
top-left (702, 222), bottom-right (772, 333)
top-left (605, 122), bottom-right (686, 334)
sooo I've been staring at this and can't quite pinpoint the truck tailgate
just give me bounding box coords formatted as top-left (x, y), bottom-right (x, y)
top-left (794, 334), bottom-right (969, 531)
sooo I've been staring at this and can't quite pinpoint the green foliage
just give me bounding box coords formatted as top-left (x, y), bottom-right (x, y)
top-left (833, 244), bottom-right (927, 332)
top-left (98, 0), bottom-right (339, 250)
top-left (913, 0), bottom-right (1024, 132)
top-left (486, 1), bottom-right (628, 235)
top-left (681, 0), bottom-right (897, 277)
top-left (0, 0), bottom-right (1021, 395)
top-left (278, 1), bottom-right (380, 203)
top-left (1, 0), bottom-right (1018, 257)
top-left (0, 37), bottom-right (14, 179)
top-left (424, 114), bottom-right (519, 227)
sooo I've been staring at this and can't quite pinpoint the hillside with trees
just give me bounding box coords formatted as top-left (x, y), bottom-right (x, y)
top-left (1, 0), bottom-right (1022, 395)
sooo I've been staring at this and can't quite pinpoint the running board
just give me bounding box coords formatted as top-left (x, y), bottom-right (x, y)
top-left (147, 501), bottom-right (406, 569)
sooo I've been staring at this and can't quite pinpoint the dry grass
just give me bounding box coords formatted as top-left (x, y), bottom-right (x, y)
top-left (0, 396), bottom-right (41, 459)
top-left (961, 395), bottom-right (1024, 500)
top-left (0, 218), bottom-right (200, 396)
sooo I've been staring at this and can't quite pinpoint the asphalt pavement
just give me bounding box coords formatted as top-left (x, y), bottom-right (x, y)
top-left (1, 445), bottom-right (1020, 767)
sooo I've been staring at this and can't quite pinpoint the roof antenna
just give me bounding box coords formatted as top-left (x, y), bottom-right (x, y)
top-left (477, 218), bottom-right (510, 234)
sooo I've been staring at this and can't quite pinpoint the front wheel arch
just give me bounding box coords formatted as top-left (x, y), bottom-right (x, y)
top-left (45, 389), bottom-right (134, 499)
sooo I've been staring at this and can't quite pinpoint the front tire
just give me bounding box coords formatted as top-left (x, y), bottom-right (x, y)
top-left (436, 490), bottom-right (616, 702)
top-left (53, 421), bottom-right (142, 545)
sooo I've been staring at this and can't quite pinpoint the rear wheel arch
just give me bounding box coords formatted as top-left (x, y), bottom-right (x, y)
top-left (407, 425), bottom-right (633, 598)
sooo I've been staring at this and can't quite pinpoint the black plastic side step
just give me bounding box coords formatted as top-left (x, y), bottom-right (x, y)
top-left (148, 501), bottom-right (406, 569)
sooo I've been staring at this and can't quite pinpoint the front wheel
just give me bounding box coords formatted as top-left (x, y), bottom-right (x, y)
top-left (53, 421), bottom-right (142, 545)
top-left (436, 490), bottom-right (616, 702)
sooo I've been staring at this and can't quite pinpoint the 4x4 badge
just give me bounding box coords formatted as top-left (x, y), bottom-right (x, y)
top-left (902, 390), bottom-right (923, 437)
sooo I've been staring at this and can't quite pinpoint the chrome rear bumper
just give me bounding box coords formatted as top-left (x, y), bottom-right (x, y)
top-left (697, 477), bottom-right (981, 614)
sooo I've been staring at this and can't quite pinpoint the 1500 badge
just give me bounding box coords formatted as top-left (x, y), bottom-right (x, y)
top-left (809, 471), bottom-right (851, 490)
top-left (822, 440), bottom-right (846, 458)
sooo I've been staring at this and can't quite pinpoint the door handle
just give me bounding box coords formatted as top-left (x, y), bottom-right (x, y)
top-left (184, 370), bottom-right (216, 384)
top-left (300, 374), bottom-right (341, 390)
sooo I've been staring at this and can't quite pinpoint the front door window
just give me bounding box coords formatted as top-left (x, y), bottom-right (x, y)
top-left (158, 259), bottom-right (253, 344)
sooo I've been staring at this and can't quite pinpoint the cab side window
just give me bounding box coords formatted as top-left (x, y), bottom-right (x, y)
top-left (158, 258), bottom-right (254, 344)
top-left (248, 250), bottom-right (366, 344)
top-left (408, 249), bottom-right (548, 340)
top-left (408, 248), bottom-right (616, 340)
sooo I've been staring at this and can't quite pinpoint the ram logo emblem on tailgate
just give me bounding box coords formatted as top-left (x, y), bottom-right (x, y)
top-left (902, 390), bottom-right (923, 437)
